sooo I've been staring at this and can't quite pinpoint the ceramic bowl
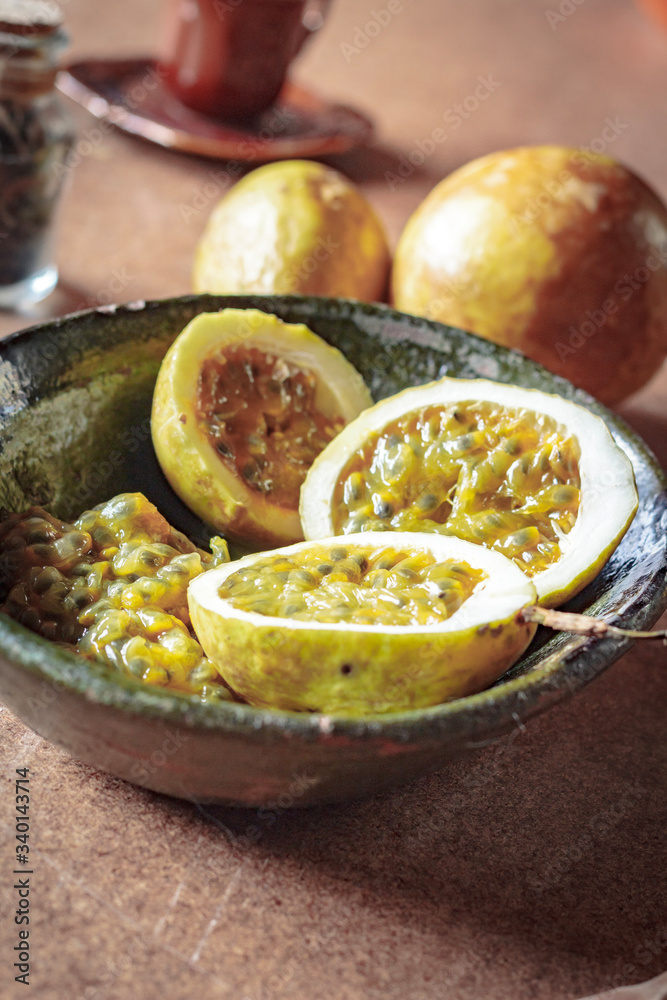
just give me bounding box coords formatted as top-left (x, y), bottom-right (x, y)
top-left (0, 294), bottom-right (665, 806)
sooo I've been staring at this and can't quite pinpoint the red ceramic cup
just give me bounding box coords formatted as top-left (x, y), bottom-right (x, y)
top-left (158, 0), bottom-right (330, 122)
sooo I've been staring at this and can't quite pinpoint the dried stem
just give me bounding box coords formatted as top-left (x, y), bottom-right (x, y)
top-left (521, 606), bottom-right (667, 643)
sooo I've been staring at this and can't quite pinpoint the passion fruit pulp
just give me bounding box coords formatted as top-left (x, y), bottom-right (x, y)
top-left (0, 493), bottom-right (232, 700)
top-left (188, 532), bottom-right (538, 715)
top-left (151, 309), bottom-right (373, 549)
top-left (300, 377), bottom-right (638, 607)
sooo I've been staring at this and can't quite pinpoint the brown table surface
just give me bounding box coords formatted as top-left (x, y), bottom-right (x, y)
top-left (2, 1), bottom-right (667, 998)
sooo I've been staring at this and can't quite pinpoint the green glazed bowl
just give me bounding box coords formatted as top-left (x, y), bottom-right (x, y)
top-left (0, 294), bottom-right (665, 807)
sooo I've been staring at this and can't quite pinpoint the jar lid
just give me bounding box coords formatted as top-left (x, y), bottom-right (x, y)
top-left (0, 0), bottom-right (62, 36)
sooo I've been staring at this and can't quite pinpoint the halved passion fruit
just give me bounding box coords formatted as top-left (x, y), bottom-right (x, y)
top-left (151, 309), bottom-right (373, 548)
top-left (300, 378), bottom-right (638, 607)
top-left (188, 532), bottom-right (537, 715)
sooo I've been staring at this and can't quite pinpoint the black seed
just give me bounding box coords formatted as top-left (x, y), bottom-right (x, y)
top-left (72, 591), bottom-right (93, 609)
top-left (31, 544), bottom-right (54, 562)
top-left (345, 475), bottom-right (363, 501)
top-left (397, 567), bottom-right (417, 579)
top-left (317, 563), bottom-right (333, 575)
top-left (373, 497), bottom-right (393, 518)
top-left (18, 608), bottom-right (41, 630)
top-left (329, 546), bottom-right (347, 561)
top-left (340, 664), bottom-right (353, 675)
top-left (417, 493), bottom-right (438, 511)
top-left (553, 485), bottom-right (577, 503)
top-left (484, 513), bottom-right (503, 528)
top-left (216, 440), bottom-right (233, 458)
top-left (458, 433), bottom-right (476, 451)
top-left (26, 529), bottom-right (53, 545)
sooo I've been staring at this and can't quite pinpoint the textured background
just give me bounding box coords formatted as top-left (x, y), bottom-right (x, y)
top-left (1, 1), bottom-right (667, 997)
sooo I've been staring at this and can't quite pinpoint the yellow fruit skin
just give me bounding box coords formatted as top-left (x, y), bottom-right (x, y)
top-left (193, 160), bottom-right (391, 302)
top-left (392, 146), bottom-right (667, 404)
top-left (188, 532), bottom-right (538, 716)
top-left (151, 309), bottom-right (372, 550)
top-left (189, 600), bottom-right (535, 716)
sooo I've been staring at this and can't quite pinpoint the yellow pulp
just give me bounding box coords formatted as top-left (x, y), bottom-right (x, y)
top-left (219, 543), bottom-right (486, 626)
top-left (332, 401), bottom-right (581, 576)
top-left (0, 494), bottom-right (231, 700)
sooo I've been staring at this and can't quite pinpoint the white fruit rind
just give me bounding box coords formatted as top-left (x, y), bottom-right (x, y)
top-left (188, 532), bottom-right (537, 636)
top-left (299, 377), bottom-right (639, 607)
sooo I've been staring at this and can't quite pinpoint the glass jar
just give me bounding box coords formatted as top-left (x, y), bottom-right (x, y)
top-left (0, 0), bottom-right (76, 309)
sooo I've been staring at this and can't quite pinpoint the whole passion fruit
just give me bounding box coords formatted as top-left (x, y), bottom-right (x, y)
top-left (392, 146), bottom-right (667, 404)
top-left (300, 376), bottom-right (638, 608)
top-left (193, 160), bottom-right (391, 302)
top-left (151, 309), bottom-right (373, 549)
top-left (188, 532), bottom-right (538, 715)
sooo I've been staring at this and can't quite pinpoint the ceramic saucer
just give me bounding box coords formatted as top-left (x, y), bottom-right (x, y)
top-left (57, 58), bottom-right (375, 161)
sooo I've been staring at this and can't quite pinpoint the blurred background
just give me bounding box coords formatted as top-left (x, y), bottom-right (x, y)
top-left (1, 4), bottom-right (667, 999)
top-left (1, 0), bottom-right (662, 312)
top-left (2, 0), bottom-right (662, 457)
